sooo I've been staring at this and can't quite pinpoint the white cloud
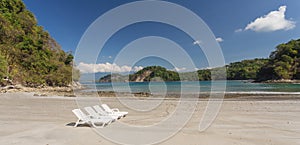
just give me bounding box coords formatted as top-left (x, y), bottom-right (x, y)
top-left (244, 5), bottom-right (296, 32)
top-left (235, 28), bottom-right (243, 33)
top-left (77, 62), bottom-right (143, 73)
top-left (203, 66), bottom-right (213, 70)
top-left (108, 56), bottom-right (112, 59)
top-left (172, 67), bottom-right (187, 72)
top-left (216, 37), bottom-right (224, 42)
top-left (193, 40), bottom-right (202, 45)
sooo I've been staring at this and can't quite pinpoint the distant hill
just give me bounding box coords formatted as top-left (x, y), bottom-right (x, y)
top-left (98, 39), bottom-right (300, 83)
top-left (0, 0), bottom-right (79, 87)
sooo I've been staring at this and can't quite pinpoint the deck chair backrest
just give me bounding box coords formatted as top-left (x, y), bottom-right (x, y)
top-left (93, 105), bottom-right (108, 115)
top-left (101, 104), bottom-right (112, 112)
top-left (84, 107), bottom-right (99, 117)
top-left (72, 109), bottom-right (86, 120)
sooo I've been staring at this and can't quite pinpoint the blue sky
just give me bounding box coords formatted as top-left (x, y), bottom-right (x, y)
top-left (23, 0), bottom-right (300, 73)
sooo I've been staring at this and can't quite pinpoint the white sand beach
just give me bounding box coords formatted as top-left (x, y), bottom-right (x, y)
top-left (0, 92), bottom-right (300, 145)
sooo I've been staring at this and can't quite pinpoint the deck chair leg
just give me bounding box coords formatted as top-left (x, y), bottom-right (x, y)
top-left (74, 119), bottom-right (80, 127)
top-left (91, 122), bottom-right (103, 128)
top-left (101, 122), bottom-right (106, 128)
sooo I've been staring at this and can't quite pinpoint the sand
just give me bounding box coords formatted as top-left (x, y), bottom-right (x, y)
top-left (0, 92), bottom-right (300, 145)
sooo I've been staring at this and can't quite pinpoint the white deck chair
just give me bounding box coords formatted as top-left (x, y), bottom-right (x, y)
top-left (101, 104), bottom-right (128, 117)
top-left (72, 109), bottom-right (111, 128)
top-left (84, 106), bottom-right (116, 122)
top-left (93, 105), bottom-right (122, 119)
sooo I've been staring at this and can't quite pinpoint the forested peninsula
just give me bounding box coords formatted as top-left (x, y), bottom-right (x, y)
top-left (0, 0), bottom-right (79, 88)
top-left (100, 39), bottom-right (300, 83)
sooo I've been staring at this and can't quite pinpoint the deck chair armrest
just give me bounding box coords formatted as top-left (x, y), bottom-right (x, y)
top-left (112, 108), bottom-right (120, 112)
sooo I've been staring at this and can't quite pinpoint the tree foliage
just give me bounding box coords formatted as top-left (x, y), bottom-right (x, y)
top-left (99, 74), bottom-right (127, 82)
top-left (257, 39), bottom-right (300, 81)
top-left (129, 66), bottom-right (180, 82)
top-left (0, 54), bottom-right (7, 80)
top-left (197, 69), bottom-right (211, 81)
top-left (227, 59), bottom-right (269, 80)
top-left (0, 0), bottom-right (77, 87)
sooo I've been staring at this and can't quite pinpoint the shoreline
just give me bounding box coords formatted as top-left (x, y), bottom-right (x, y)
top-left (83, 90), bottom-right (300, 99)
top-left (255, 79), bottom-right (300, 84)
top-left (0, 86), bottom-right (75, 97)
top-left (1, 79), bottom-right (299, 97)
top-left (2, 90), bottom-right (300, 101)
top-left (1, 82), bottom-right (299, 100)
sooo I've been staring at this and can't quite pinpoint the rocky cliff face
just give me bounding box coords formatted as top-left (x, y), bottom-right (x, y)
top-left (131, 70), bottom-right (152, 82)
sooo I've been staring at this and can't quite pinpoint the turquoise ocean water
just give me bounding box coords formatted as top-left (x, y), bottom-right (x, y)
top-left (81, 80), bottom-right (300, 94)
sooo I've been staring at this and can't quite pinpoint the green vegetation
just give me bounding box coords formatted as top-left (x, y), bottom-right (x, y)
top-left (257, 39), bottom-right (300, 81)
top-left (99, 74), bottom-right (127, 82)
top-left (129, 66), bottom-right (180, 82)
top-left (0, 54), bottom-right (7, 81)
top-left (0, 0), bottom-right (77, 87)
top-left (195, 59), bottom-right (267, 81)
top-left (227, 59), bottom-right (269, 80)
top-left (197, 69), bottom-right (211, 81)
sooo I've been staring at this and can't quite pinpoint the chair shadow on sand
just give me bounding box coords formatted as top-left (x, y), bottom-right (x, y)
top-left (65, 122), bottom-right (92, 128)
